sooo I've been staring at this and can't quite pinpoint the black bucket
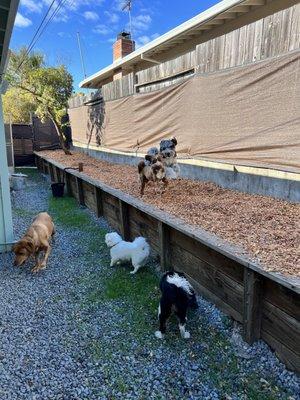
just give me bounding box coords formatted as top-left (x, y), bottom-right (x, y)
top-left (51, 182), bottom-right (65, 198)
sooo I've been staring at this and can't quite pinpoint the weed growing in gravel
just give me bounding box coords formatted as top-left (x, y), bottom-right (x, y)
top-left (13, 207), bottom-right (37, 218)
top-left (49, 196), bottom-right (91, 228)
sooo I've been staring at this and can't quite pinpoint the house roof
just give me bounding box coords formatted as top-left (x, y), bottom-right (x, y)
top-left (0, 0), bottom-right (19, 83)
top-left (80, 0), bottom-right (276, 89)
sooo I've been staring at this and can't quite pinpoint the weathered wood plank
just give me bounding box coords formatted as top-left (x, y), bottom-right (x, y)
top-left (263, 279), bottom-right (300, 320)
top-left (171, 245), bottom-right (244, 317)
top-left (170, 229), bottom-right (244, 283)
top-left (158, 221), bottom-right (171, 271)
top-left (82, 181), bottom-right (96, 210)
top-left (76, 177), bottom-right (84, 206)
top-left (119, 200), bottom-right (130, 241)
top-left (95, 187), bottom-right (103, 217)
top-left (261, 331), bottom-right (300, 372)
top-left (261, 301), bottom-right (300, 355)
top-left (187, 273), bottom-right (243, 323)
top-left (196, 4), bottom-right (300, 74)
top-left (65, 172), bottom-right (72, 196)
top-left (243, 269), bottom-right (262, 344)
top-left (49, 163), bottom-right (55, 182)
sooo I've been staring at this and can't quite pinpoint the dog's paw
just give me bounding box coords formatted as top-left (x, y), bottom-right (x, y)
top-left (155, 331), bottom-right (164, 339)
top-left (130, 270), bottom-right (137, 274)
top-left (182, 331), bottom-right (191, 339)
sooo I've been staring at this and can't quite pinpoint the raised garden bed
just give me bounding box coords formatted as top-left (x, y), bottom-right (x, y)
top-left (35, 152), bottom-right (300, 373)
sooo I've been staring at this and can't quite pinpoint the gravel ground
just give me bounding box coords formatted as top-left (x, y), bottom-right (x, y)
top-left (0, 167), bottom-right (299, 400)
top-left (40, 150), bottom-right (300, 277)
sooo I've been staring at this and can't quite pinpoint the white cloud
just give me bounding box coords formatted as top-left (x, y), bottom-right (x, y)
top-left (57, 31), bottom-right (71, 38)
top-left (104, 11), bottom-right (120, 24)
top-left (40, 0), bottom-right (105, 19)
top-left (20, 0), bottom-right (43, 13)
top-left (83, 11), bottom-right (99, 21)
top-left (113, 0), bottom-right (126, 12)
top-left (135, 33), bottom-right (160, 48)
top-left (15, 12), bottom-right (32, 28)
top-left (93, 24), bottom-right (111, 35)
top-left (131, 14), bottom-right (152, 32)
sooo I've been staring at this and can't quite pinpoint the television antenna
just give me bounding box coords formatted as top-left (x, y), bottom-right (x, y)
top-left (122, 0), bottom-right (133, 39)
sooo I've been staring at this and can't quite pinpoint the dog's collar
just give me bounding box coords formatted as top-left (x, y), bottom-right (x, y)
top-left (109, 242), bottom-right (120, 249)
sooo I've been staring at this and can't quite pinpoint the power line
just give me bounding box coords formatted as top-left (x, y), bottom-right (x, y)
top-left (15, 0), bottom-right (57, 71)
top-left (16, 0), bottom-right (68, 72)
top-left (28, 0), bottom-right (68, 53)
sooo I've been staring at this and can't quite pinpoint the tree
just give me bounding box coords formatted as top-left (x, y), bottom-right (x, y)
top-left (2, 87), bottom-right (36, 123)
top-left (5, 48), bottom-right (73, 155)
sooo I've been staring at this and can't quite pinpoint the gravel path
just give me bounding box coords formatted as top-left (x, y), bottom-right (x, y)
top-left (0, 168), bottom-right (299, 400)
top-left (40, 150), bottom-right (300, 277)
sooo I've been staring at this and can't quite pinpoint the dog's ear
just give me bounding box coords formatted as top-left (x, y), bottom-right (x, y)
top-left (171, 137), bottom-right (177, 146)
top-left (145, 155), bottom-right (153, 162)
top-left (12, 242), bottom-right (19, 253)
top-left (23, 238), bottom-right (35, 254)
top-left (156, 155), bottom-right (163, 162)
top-left (138, 160), bottom-right (146, 173)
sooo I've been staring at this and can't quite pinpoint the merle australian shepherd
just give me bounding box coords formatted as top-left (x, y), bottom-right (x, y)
top-left (155, 270), bottom-right (198, 339)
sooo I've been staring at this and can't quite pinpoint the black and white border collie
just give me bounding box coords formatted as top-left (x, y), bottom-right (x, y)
top-left (155, 270), bottom-right (198, 339)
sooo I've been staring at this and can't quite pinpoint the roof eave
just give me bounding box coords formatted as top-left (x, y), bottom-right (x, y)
top-left (0, 0), bottom-right (20, 83)
top-left (80, 0), bottom-right (248, 88)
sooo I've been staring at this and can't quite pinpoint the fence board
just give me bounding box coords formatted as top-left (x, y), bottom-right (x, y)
top-left (196, 4), bottom-right (300, 73)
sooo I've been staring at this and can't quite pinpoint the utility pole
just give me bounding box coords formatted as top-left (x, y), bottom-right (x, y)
top-left (76, 31), bottom-right (87, 79)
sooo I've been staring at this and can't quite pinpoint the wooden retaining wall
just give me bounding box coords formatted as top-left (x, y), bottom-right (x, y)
top-left (36, 154), bottom-right (300, 374)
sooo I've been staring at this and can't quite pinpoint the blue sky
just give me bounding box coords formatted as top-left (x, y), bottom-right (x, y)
top-left (11, 0), bottom-right (219, 91)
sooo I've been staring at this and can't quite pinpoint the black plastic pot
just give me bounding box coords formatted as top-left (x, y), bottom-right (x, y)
top-left (51, 182), bottom-right (65, 198)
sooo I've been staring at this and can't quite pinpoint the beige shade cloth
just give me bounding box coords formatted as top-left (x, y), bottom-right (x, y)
top-left (70, 51), bottom-right (300, 173)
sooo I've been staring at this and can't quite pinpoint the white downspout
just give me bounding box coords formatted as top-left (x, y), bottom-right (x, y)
top-left (0, 89), bottom-right (14, 252)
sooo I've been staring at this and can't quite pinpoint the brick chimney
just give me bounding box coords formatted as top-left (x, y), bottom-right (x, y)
top-left (113, 31), bottom-right (135, 62)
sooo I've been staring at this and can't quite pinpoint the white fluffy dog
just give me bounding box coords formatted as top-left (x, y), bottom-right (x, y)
top-left (105, 232), bottom-right (150, 274)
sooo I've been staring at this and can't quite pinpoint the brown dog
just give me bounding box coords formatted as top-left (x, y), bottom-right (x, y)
top-left (138, 155), bottom-right (168, 196)
top-left (13, 212), bottom-right (55, 273)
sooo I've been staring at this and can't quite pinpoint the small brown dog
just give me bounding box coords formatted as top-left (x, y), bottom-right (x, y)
top-left (138, 155), bottom-right (168, 196)
top-left (13, 212), bottom-right (55, 273)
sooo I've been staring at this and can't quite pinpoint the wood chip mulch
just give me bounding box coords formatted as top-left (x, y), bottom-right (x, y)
top-left (40, 150), bottom-right (300, 277)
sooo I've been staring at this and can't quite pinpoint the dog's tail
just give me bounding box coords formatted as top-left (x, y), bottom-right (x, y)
top-left (134, 237), bottom-right (150, 257)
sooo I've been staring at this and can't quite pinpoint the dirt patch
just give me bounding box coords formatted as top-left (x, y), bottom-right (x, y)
top-left (40, 150), bottom-right (300, 277)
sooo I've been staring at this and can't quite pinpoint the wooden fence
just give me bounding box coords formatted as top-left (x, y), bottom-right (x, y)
top-left (136, 51), bottom-right (195, 94)
top-left (195, 5), bottom-right (300, 73)
top-left (101, 73), bottom-right (134, 101)
top-left (36, 153), bottom-right (300, 374)
top-left (5, 119), bottom-right (60, 166)
top-left (89, 3), bottom-right (300, 102)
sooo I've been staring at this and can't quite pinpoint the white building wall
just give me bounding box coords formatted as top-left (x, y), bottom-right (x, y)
top-left (0, 93), bottom-right (14, 252)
